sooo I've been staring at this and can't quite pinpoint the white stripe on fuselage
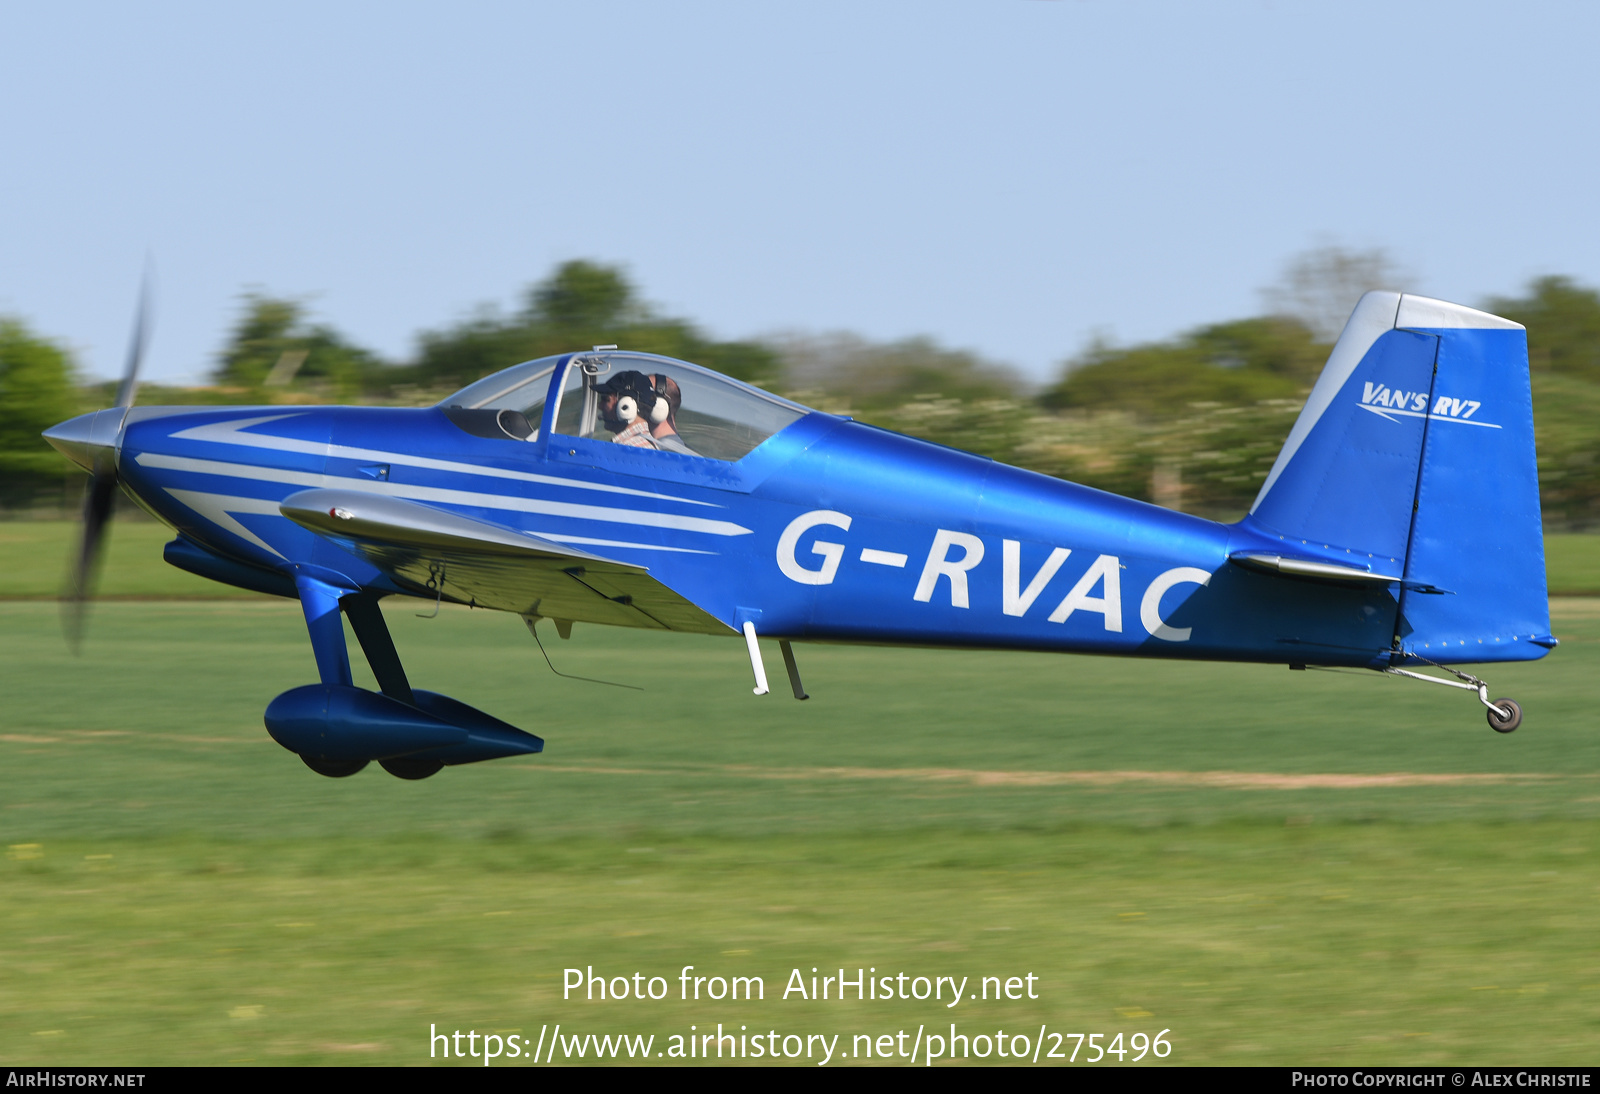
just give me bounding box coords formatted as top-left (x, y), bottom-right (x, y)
top-left (167, 415), bottom-right (720, 507)
top-left (135, 452), bottom-right (753, 537)
top-left (162, 486), bottom-right (715, 558)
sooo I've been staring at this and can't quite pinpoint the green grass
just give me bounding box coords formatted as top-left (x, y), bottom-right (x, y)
top-left (1545, 534), bottom-right (1600, 595)
top-left (6, 828), bottom-right (1597, 1066)
top-left (0, 519), bottom-right (255, 599)
top-left (1, 524), bottom-right (1598, 1065)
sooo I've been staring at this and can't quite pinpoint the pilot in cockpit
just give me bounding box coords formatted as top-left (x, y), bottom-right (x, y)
top-left (645, 373), bottom-right (696, 455)
top-left (594, 370), bottom-right (700, 456)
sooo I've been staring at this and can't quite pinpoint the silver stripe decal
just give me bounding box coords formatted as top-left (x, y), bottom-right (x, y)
top-left (165, 488), bottom-right (715, 559)
top-left (135, 453), bottom-right (752, 537)
top-left (533, 533), bottom-right (715, 555)
top-left (1251, 291), bottom-right (1400, 512)
top-left (167, 415), bottom-right (720, 507)
top-left (1395, 296), bottom-right (1524, 331)
top-left (163, 489), bottom-right (287, 558)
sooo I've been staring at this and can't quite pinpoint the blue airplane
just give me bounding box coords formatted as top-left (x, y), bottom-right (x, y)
top-left (45, 291), bottom-right (1554, 780)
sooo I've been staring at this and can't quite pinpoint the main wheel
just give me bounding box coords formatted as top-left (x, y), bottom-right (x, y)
top-left (380, 757), bottom-right (444, 780)
top-left (1487, 698), bottom-right (1522, 734)
top-left (301, 755), bottom-right (369, 778)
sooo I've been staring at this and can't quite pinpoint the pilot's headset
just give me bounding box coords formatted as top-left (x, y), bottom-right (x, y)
top-left (649, 374), bottom-right (681, 427)
top-left (606, 371), bottom-right (669, 426)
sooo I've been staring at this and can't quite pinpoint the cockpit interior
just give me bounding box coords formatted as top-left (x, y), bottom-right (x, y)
top-left (439, 350), bottom-right (811, 461)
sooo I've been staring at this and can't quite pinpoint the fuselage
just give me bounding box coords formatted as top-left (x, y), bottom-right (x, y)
top-left (96, 397), bottom-right (1415, 670)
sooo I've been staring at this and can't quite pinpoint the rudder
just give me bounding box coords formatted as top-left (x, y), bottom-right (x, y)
top-left (1392, 296), bottom-right (1551, 663)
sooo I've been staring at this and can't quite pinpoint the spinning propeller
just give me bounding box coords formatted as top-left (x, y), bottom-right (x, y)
top-left (61, 276), bottom-right (153, 650)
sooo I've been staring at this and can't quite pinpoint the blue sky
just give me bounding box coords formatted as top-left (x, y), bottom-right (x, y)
top-left (3, 1), bottom-right (1596, 384)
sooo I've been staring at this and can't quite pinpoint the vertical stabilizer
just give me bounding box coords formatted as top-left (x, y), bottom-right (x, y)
top-left (1243, 292), bottom-right (1550, 664)
top-left (1250, 291), bottom-right (1423, 565)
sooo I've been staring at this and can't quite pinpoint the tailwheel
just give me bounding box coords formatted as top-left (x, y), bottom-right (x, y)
top-left (301, 755), bottom-right (369, 778)
top-left (1487, 698), bottom-right (1522, 734)
top-left (380, 757), bottom-right (444, 780)
top-left (1380, 664), bottom-right (1524, 735)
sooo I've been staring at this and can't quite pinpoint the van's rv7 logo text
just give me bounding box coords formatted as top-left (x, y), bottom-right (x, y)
top-left (1357, 382), bottom-right (1501, 429)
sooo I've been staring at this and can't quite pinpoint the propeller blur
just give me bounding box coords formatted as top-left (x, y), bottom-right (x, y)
top-left (59, 275), bottom-right (151, 650)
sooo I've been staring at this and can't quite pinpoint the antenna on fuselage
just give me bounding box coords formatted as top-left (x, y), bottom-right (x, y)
top-left (521, 615), bottom-right (642, 690)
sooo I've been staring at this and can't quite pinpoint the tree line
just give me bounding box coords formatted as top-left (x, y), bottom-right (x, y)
top-left (6, 254), bottom-right (1600, 527)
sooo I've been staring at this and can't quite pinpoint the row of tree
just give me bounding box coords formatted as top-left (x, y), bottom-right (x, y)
top-left (0, 319), bottom-right (81, 507)
top-left (212, 262), bottom-right (781, 401)
top-left (7, 255), bottom-right (1600, 526)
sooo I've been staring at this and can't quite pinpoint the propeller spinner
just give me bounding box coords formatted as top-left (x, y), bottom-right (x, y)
top-left (42, 276), bottom-right (153, 650)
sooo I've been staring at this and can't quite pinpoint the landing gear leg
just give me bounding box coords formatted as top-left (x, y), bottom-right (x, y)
top-left (285, 582), bottom-right (443, 777)
top-left (345, 595), bottom-right (446, 774)
top-left (779, 640), bottom-right (809, 700)
top-left (1382, 663), bottom-right (1521, 733)
top-left (341, 591), bottom-right (415, 704)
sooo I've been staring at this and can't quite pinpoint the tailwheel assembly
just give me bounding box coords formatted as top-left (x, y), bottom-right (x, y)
top-left (1380, 662), bottom-right (1522, 733)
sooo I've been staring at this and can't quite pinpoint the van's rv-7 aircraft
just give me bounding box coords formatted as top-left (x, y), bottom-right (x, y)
top-left (45, 291), bottom-right (1555, 780)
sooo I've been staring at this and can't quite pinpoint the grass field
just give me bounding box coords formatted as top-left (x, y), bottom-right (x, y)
top-left (1, 522), bottom-right (1597, 1066)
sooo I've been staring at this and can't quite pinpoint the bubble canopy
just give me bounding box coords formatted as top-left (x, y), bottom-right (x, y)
top-left (439, 351), bottom-right (813, 461)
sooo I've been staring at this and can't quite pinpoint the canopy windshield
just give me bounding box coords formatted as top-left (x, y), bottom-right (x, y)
top-left (439, 355), bottom-right (564, 417)
top-left (440, 352), bottom-right (812, 461)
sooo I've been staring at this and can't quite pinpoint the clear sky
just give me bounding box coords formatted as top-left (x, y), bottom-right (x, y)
top-left (3, 1), bottom-right (1596, 384)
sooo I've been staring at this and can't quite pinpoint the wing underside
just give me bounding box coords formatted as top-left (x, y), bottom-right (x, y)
top-left (279, 488), bottom-right (731, 634)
